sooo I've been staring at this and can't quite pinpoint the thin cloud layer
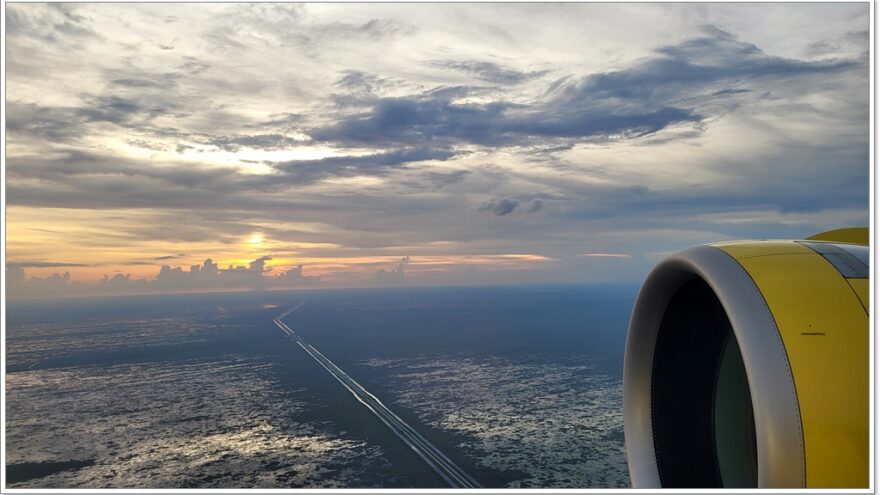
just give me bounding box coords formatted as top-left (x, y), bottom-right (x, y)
top-left (4, 4), bottom-right (869, 294)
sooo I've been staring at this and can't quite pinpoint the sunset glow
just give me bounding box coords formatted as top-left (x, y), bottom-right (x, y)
top-left (4, 3), bottom-right (869, 298)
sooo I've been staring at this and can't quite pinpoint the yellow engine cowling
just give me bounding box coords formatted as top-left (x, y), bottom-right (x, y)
top-left (623, 227), bottom-right (869, 488)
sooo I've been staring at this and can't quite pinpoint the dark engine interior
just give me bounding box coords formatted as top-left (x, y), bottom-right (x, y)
top-left (651, 277), bottom-right (758, 488)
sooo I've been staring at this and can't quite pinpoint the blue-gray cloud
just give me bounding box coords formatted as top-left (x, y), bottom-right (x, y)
top-left (429, 60), bottom-right (549, 84)
top-left (310, 25), bottom-right (859, 150)
top-left (272, 148), bottom-right (458, 183)
top-left (565, 26), bottom-right (857, 104)
top-left (481, 197), bottom-right (520, 216)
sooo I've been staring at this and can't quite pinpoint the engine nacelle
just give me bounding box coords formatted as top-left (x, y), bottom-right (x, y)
top-left (623, 228), bottom-right (869, 488)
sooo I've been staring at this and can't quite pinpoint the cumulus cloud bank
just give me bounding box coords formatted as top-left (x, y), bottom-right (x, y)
top-left (374, 257), bottom-right (410, 284)
top-left (6, 257), bottom-right (318, 299)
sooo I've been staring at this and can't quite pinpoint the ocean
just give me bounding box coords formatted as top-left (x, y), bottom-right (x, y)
top-left (5, 283), bottom-right (636, 488)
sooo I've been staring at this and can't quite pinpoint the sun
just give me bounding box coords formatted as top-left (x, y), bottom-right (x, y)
top-left (248, 232), bottom-right (264, 246)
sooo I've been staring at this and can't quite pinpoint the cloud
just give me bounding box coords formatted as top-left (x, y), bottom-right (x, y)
top-left (272, 148), bottom-right (458, 183)
top-left (526, 199), bottom-right (543, 214)
top-left (151, 256), bottom-right (303, 291)
top-left (272, 264), bottom-right (313, 285)
top-left (374, 256), bottom-right (410, 284)
top-left (308, 94), bottom-right (511, 147)
top-left (481, 197), bottom-right (520, 216)
top-left (4, 148), bottom-right (257, 210)
top-left (204, 4), bottom-right (413, 52)
top-left (6, 264), bottom-right (26, 286)
top-left (578, 253), bottom-right (632, 258)
top-left (6, 94), bottom-right (177, 143)
top-left (177, 56), bottom-right (211, 74)
top-left (559, 25), bottom-right (857, 107)
top-left (98, 273), bottom-right (150, 292)
top-left (110, 77), bottom-right (175, 89)
top-left (333, 70), bottom-right (392, 100)
top-left (7, 257), bottom-right (319, 299)
top-left (6, 265), bottom-right (86, 299)
top-left (153, 253), bottom-right (188, 261)
top-left (9, 261), bottom-right (92, 268)
top-left (3, 4), bottom-right (869, 288)
top-left (255, 112), bottom-right (303, 130)
top-left (397, 169), bottom-right (471, 190)
top-left (206, 134), bottom-right (306, 152)
top-left (153, 259), bottom-right (221, 291)
top-left (429, 60), bottom-right (549, 84)
top-left (307, 72), bottom-right (700, 149)
top-left (5, 3), bottom-right (103, 45)
top-left (6, 102), bottom-right (90, 142)
top-left (309, 25), bottom-right (861, 150)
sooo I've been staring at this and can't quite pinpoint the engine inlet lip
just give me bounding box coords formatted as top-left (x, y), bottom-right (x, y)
top-left (623, 244), bottom-right (805, 488)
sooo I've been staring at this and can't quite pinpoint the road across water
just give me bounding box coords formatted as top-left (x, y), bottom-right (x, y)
top-left (273, 304), bottom-right (481, 489)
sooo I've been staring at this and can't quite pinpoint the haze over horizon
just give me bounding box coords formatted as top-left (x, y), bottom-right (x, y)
top-left (5, 3), bottom-right (869, 298)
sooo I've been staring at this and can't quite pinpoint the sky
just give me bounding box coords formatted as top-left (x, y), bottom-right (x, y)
top-left (4, 3), bottom-right (870, 298)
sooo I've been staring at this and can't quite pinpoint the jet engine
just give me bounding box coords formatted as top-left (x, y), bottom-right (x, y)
top-left (623, 228), bottom-right (869, 488)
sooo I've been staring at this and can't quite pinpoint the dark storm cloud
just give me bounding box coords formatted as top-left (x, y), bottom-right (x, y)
top-left (430, 60), bottom-right (549, 84)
